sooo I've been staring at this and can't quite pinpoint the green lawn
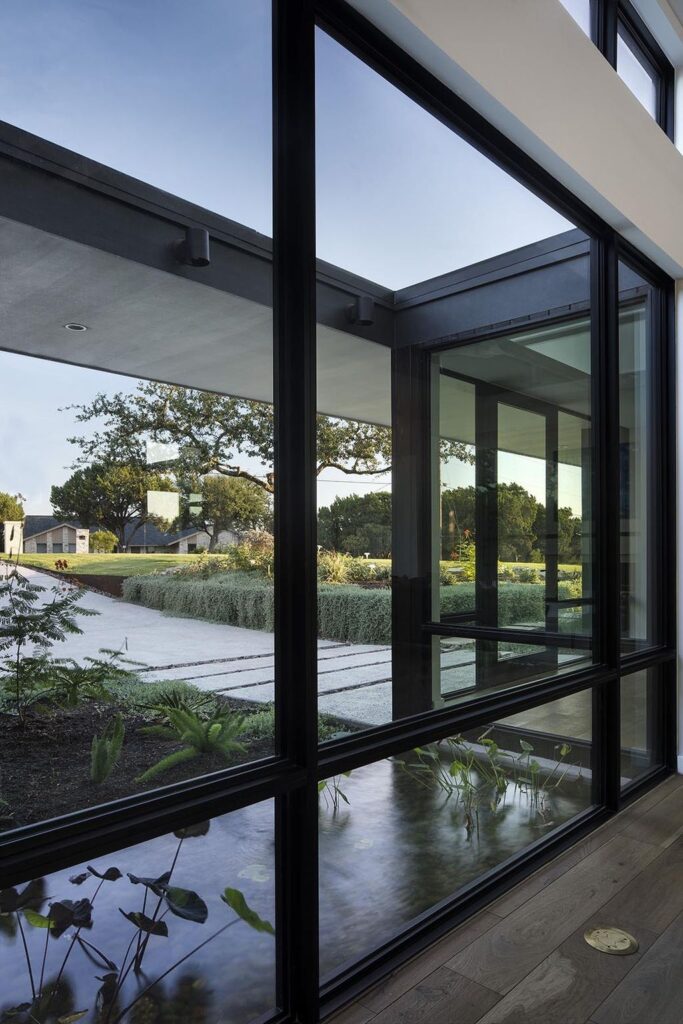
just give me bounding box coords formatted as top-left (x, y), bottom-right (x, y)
top-left (1, 552), bottom-right (200, 577)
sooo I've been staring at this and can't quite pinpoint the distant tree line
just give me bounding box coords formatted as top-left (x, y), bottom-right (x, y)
top-left (317, 485), bottom-right (583, 564)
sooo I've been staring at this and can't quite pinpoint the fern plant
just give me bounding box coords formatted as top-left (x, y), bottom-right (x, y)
top-left (138, 707), bottom-right (246, 782)
top-left (135, 685), bottom-right (216, 721)
top-left (91, 714), bottom-right (125, 783)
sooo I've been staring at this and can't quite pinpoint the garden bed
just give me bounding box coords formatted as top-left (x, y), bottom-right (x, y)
top-left (0, 696), bottom-right (274, 829)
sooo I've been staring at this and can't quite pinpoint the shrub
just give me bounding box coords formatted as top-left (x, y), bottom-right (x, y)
top-left (90, 529), bottom-right (118, 553)
top-left (123, 572), bottom-right (583, 645)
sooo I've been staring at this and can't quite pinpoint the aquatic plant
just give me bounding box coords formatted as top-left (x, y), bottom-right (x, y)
top-left (0, 821), bottom-right (274, 1024)
top-left (318, 771), bottom-right (352, 814)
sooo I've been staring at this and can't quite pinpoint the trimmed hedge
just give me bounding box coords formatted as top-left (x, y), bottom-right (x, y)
top-left (123, 572), bottom-right (583, 646)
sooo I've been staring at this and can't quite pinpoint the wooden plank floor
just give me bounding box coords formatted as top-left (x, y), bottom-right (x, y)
top-left (330, 773), bottom-right (683, 1024)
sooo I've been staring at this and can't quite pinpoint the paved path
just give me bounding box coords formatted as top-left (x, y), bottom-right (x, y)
top-left (8, 566), bottom-right (484, 726)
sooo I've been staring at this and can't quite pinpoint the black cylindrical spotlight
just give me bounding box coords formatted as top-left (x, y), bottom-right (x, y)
top-left (174, 227), bottom-right (210, 267)
top-left (347, 295), bottom-right (375, 326)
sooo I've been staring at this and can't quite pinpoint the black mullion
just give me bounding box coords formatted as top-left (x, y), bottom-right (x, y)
top-left (392, 344), bottom-right (433, 719)
top-left (475, 385), bottom-right (498, 686)
top-left (425, 622), bottom-right (592, 650)
top-left (272, 1), bottom-right (319, 1021)
top-left (0, 760), bottom-right (304, 888)
top-left (592, 0), bottom-right (618, 66)
top-left (591, 234), bottom-right (621, 811)
top-left (319, 667), bottom-right (614, 779)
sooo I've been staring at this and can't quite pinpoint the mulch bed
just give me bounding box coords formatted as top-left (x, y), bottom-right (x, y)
top-left (0, 697), bottom-right (273, 829)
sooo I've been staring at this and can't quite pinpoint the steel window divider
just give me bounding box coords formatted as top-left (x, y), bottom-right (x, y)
top-left (272, 2), bottom-right (319, 1022)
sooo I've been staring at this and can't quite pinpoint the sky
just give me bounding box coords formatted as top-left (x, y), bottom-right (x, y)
top-left (0, 0), bottom-right (582, 518)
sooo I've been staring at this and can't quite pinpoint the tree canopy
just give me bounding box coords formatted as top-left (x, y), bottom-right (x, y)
top-left (0, 491), bottom-right (24, 523)
top-left (51, 462), bottom-right (176, 548)
top-left (441, 484), bottom-right (582, 563)
top-left (63, 381), bottom-right (471, 493)
top-left (318, 491), bottom-right (392, 557)
top-left (175, 474), bottom-right (273, 550)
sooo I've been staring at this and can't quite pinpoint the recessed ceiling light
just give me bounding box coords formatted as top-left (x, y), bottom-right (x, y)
top-left (64, 322), bottom-right (89, 332)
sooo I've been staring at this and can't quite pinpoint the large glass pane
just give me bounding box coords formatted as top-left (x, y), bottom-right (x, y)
top-left (558, 0), bottom-right (592, 37)
top-left (620, 668), bottom-right (664, 787)
top-left (315, 26), bottom-right (590, 734)
top-left (0, 6), bottom-right (275, 829)
top-left (319, 690), bottom-right (594, 977)
top-left (619, 262), bottom-right (657, 651)
top-left (0, 803), bottom-right (276, 1023)
top-left (617, 25), bottom-right (658, 119)
top-left (435, 313), bottom-right (594, 700)
top-left (0, 1), bottom-right (273, 233)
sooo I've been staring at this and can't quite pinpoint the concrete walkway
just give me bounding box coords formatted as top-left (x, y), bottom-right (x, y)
top-left (8, 566), bottom-right (488, 726)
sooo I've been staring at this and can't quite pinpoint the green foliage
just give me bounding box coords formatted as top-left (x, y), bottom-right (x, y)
top-left (175, 474), bottom-right (273, 550)
top-left (137, 707), bottom-right (247, 782)
top-left (441, 483), bottom-right (583, 564)
top-left (0, 563), bottom-right (98, 721)
top-left (318, 491), bottom-right (392, 557)
top-left (89, 529), bottom-right (118, 553)
top-left (50, 460), bottom-right (176, 548)
top-left (123, 569), bottom-right (582, 644)
top-left (0, 491), bottom-right (24, 527)
top-left (90, 714), bottom-right (125, 784)
top-left (134, 685), bottom-right (216, 720)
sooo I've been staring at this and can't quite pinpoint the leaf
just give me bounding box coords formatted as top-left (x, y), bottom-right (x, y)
top-left (221, 888), bottom-right (275, 935)
top-left (57, 1012), bottom-right (89, 1023)
top-left (160, 885), bottom-right (208, 924)
top-left (127, 870), bottom-right (171, 891)
top-left (0, 879), bottom-right (45, 915)
top-left (88, 865), bottom-right (122, 881)
top-left (119, 909), bottom-right (169, 936)
top-left (69, 873), bottom-right (89, 886)
top-left (317, 781), bottom-right (327, 793)
top-left (49, 898), bottom-right (93, 936)
top-left (23, 909), bottom-right (53, 929)
top-left (519, 740), bottom-right (534, 753)
top-left (173, 820), bottom-right (210, 839)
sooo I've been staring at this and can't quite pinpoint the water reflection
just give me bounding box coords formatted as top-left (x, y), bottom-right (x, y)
top-left (319, 729), bottom-right (593, 976)
top-left (0, 805), bottom-right (275, 1024)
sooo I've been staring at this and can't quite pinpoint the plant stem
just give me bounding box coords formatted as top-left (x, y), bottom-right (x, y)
top-left (16, 912), bottom-right (36, 1001)
top-left (111, 919), bottom-right (239, 1023)
top-left (134, 837), bottom-right (183, 972)
top-left (38, 924), bottom-right (50, 996)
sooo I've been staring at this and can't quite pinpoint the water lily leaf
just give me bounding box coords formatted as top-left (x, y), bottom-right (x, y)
top-left (519, 739), bottom-right (534, 753)
top-left (69, 873), bottom-right (89, 886)
top-left (127, 870), bottom-right (171, 891)
top-left (119, 909), bottom-right (169, 936)
top-left (173, 820), bottom-right (210, 839)
top-left (23, 909), bottom-right (53, 929)
top-left (95, 973), bottom-right (119, 1011)
top-left (57, 1012), bottom-right (89, 1023)
top-left (87, 865), bottom-right (122, 881)
top-left (159, 885), bottom-right (208, 923)
top-left (221, 888), bottom-right (275, 935)
top-left (0, 880), bottom-right (45, 914)
top-left (49, 899), bottom-right (93, 936)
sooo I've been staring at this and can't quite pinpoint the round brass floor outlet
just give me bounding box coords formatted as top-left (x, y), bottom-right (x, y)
top-left (584, 926), bottom-right (639, 955)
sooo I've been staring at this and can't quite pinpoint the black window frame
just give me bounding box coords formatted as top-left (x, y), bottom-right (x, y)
top-left (592, 0), bottom-right (674, 137)
top-left (0, 2), bottom-right (675, 1022)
